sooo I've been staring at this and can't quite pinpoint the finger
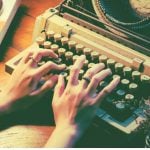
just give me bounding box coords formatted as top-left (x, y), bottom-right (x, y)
top-left (30, 75), bottom-right (58, 96)
top-left (54, 75), bottom-right (65, 98)
top-left (35, 61), bottom-right (66, 77)
top-left (20, 50), bottom-right (34, 64)
top-left (94, 76), bottom-right (120, 105)
top-left (81, 63), bottom-right (105, 88)
top-left (68, 55), bottom-right (85, 85)
top-left (28, 49), bottom-right (58, 66)
top-left (86, 68), bottom-right (112, 94)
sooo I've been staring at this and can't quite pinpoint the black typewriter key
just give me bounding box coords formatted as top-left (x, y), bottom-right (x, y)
top-left (99, 55), bottom-right (108, 66)
top-left (141, 75), bottom-right (150, 99)
top-left (68, 40), bottom-right (77, 54)
top-left (115, 63), bottom-right (124, 76)
top-left (36, 36), bottom-right (45, 48)
top-left (43, 41), bottom-right (51, 49)
top-left (125, 94), bottom-right (134, 104)
top-left (46, 30), bottom-right (55, 42)
top-left (91, 51), bottom-right (100, 63)
top-left (58, 48), bottom-right (66, 62)
top-left (132, 71), bottom-right (141, 83)
top-left (76, 44), bottom-right (84, 55)
top-left (65, 51), bottom-right (73, 65)
top-left (123, 66), bottom-right (132, 79)
top-left (107, 58), bottom-right (116, 73)
top-left (61, 37), bottom-right (69, 49)
top-left (83, 47), bottom-right (92, 61)
top-left (121, 79), bottom-right (130, 90)
top-left (51, 44), bottom-right (59, 53)
top-left (54, 33), bottom-right (62, 46)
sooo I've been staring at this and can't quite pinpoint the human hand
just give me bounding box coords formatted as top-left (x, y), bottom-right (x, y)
top-left (48, 55), bottom-right (120, 147)
top-left (0, 48), bottom-right (66, 113)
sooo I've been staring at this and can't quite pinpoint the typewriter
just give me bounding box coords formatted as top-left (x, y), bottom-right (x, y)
top-left (5, 0), bottom-right (150, 146)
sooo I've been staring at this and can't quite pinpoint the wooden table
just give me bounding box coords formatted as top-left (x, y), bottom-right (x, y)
top-left (0, 0), bottom-right (62, 148)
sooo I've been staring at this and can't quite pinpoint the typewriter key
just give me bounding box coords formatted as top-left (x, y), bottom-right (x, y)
top-left (58, 48), bottom-right (66, 61)
top-left (115, 63), bottom-right (124, 76)
top-left (36, 36), bottom-right (45, 48)
top-left (46, 30), bottom-right (55, 42)
top-left (54, 33), bottom-right (62, 46)
top-left (107, 59), bottom-right (116, 73)
top-left (83, 47), bottom-right (92, 61)
top-left (83, 59), bottom-right (89, 71)
top-left (76, 44), bottom-right (84, 55)
top-left (65, 51), bottom-right (73, 65)
top-left (91, 51), bottom-right (100, 63)
top-left (88, 63), bottom-right (95, 69)
top-left (73, 55), bottom-right (79, 63)
top-left (125, 94), bottom-right (134, 104)
top-left (132, 71), bottom-right (141, 83)
top-left (51, 44), bottom-right (59, 53)
top-left (43, 41), bottom-right (51, 49)
top-left (99, 55), bottom-right (108, 66)
top-left (123, 66), bottom-right (132, 79)
top-left (129, 83), bottom-right (138, 94)
top-left (68, 40), bottom-right (77, 54)
top-left (61, 37), bottom-right (69, 49)
top-left (121, 79), bottom-right (130, 90)
top-left (116, 89), bottom-right (126, 100)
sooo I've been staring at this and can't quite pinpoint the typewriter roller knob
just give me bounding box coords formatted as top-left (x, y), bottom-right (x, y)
top-left (36, 36), bottom-right (45, 48)
top-left (46, 30), bottom-right (55, 42)
top-left (132, 71), bottom-right (141, 83)
top-left (99, 55), bottom-right (108, 65)
top-left (43, 41), bottom-right (51, 49)
top-left (123, 67), bottom-right (132, 79)
top-left (76, 44), bottom-right (84, 55)
top-left (83, 47), bottom-right (92, 61)
top-left (115, 63), bottom-right (124, 75)
top-left (91, 51), bottom-right (100, 63)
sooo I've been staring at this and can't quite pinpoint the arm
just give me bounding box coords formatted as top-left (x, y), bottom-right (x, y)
top-left (0, 48), bottom-right (66, 115)
top-left (45, 55), bottom-right (120, 148)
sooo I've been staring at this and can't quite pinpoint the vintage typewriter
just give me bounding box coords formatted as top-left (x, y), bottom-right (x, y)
top-left (5, 0), bottom-right (150, 146)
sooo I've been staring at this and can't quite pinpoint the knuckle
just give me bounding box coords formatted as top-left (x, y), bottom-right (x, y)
top-left (92, 75), bottom-right (99, 83)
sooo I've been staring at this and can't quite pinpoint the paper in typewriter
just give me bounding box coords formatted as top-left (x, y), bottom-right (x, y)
top-left (0, 0), bottom-right (21, 45)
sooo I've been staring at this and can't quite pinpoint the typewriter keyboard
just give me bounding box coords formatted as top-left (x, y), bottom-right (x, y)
top-left (35, 31), bottom-right (150, 125)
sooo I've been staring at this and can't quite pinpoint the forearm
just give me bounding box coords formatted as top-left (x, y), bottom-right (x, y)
top-left (44, 125), bottom-right (82, 148)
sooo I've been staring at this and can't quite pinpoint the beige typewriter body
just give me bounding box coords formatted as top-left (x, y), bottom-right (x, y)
top-left (5, 8), bottom-right (150, 134)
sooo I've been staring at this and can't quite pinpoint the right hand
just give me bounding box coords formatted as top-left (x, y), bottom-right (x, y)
top-left (52, 55), bottom-right (120, 135)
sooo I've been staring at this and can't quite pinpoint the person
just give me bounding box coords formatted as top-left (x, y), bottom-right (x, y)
top-left (0, 48), bottom-right (120, 147)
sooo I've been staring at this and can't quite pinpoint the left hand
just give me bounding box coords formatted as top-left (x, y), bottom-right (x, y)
top-left (0, 48), bottom-right (66, 113)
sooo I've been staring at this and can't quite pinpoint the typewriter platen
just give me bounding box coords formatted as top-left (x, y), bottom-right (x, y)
top-left (5, 0), bottom-right (150, 145)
